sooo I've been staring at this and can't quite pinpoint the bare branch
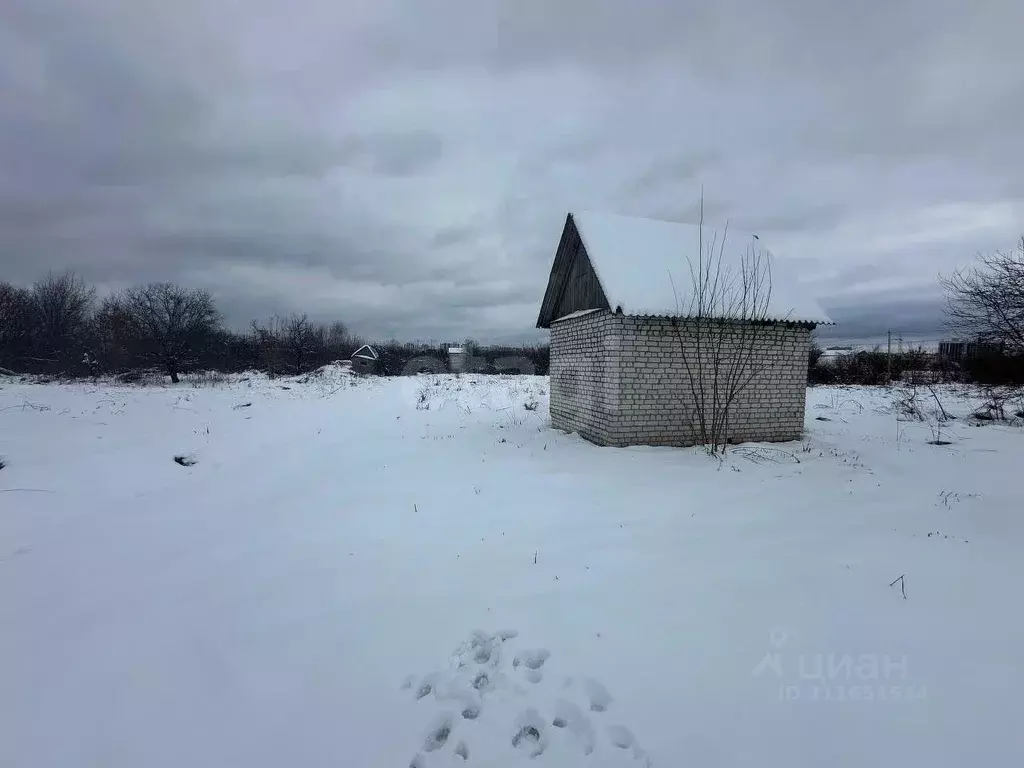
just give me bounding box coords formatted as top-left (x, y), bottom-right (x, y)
top-left (671, 202), bottom-right (776, 452)
top-left (99, 283), bottom-right (222, 382)
top-left (939, 237), bottom-right (1024, 353)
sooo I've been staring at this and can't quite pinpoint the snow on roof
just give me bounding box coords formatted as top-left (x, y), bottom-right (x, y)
top-left (571, 211), bottom-right (833, 324)
top-left (351, 344), bottom-right (378, 360)
top-left (551, 308), bottom-right (603, 324)
top-left (448, 347), bottom-right (465, 354)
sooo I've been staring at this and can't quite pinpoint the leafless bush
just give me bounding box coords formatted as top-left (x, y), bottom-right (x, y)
top-left (186, 370), bottom-right (230, 388)
top-left (670, 196), bottom-right (778, 453)
top-left (814, 392), bottom-right (865, 415)
top-left (114, 368), bottom-right (165, 386)
top-left (971, 384), bottom-right (1022, 422)
top-left (892, 385), bottom-right (926, 421)
top-left (416, 384), bottom-right (431, 410)
top-left (924, 384), bottom-right (953, 422)
top-left (893, 382), bottom-right (955, 444)
top-left (811, 348), bottom-right (935, 386)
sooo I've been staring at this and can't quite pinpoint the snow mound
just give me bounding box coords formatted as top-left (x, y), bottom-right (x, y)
top-left (295, 361), bottom-right (354, 385)
top-left (411, 374), bottom-right (549, 417)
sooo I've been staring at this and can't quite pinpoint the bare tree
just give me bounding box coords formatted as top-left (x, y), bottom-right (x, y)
top-left (0, 282), bottom-right (33, 370)
top-left (280, 314), bottom-right (325, 374)
top-left (103, 283), bottom-right (222, 382)
top-left (940, 237), bottom-right (1024, 353)
top-left (28, 271), bottom-right (96, 366)
top-left (324, 321), bottom-right (360, 359)
top-left (251, 313), bottom-right (327, 374)
top-left (670, 197), bottom-right (776, 453)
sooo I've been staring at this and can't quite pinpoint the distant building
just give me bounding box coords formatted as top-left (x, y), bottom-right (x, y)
top-left (448, 347), bottom-right (467, 373)
top-left (536, 211), bottom-right (832, 447)
top-left (938, 340), bottom-right (1003, 362)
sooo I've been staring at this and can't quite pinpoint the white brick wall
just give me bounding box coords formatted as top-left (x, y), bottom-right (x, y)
top-left (548, 311), bottom-right (619, 445)
top-left (550, 311), bottom-right (812, 447)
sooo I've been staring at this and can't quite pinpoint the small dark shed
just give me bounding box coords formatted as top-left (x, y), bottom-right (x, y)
top-left (350, 344), bottom-right (381, 375)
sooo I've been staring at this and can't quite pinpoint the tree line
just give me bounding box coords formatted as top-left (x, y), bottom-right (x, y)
top-left (0, 272), bottom-right (551, 381)
top-left (4, 235), bottom-right (1020, 385)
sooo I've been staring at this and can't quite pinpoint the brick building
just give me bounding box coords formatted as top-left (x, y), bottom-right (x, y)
top-left (536, 211), bottom-right (832, 447)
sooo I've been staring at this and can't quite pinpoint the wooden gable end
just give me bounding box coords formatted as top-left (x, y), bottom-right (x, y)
top-left (536, 213), bottom-right (611, 328)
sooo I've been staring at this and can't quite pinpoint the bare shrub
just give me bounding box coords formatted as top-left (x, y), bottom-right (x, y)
top-left (892, 385), bottom-right (926, 421)
top-left (972, 385), bottom-right (1018, 422)
top-left (893, 382), bottom-right (955, 444)
top-left (114, 368), bottom-right (165, 387)
top-left (815, 348), bottom-right (935, 386)
top-left (670, 196), bottom-right (777, 453)
top-left (415, 382), bottom-right (432, 410)
top-left (186, 370), bottom-right (230, 388)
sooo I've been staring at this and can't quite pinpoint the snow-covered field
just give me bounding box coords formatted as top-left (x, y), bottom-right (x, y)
top-left (2, 370), bottom-right (1022, 767)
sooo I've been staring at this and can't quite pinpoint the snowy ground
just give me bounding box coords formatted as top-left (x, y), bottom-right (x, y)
top-left (2, 370), bottom-right (1022, 767)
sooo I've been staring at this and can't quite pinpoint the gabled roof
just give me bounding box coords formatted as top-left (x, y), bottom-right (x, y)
top-left (545, 211), bottom-right (832, 326)
top-left (351, 344), bottom-right (378, 361)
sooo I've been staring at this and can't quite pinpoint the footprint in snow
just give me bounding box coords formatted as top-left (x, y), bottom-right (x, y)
top-left (564, 676), bottom-right (614, 712)
top-left (513, 648), bottom-right (550, 670)
top-left (458, 629), bottom-right (517, 670)
top-left (523, 668), bottom-right (543, 684)
top-left (471, 671), bottom-right (494, 693)
top-left (511, 708), bottom-right (548, 758)
top-left (551, 698), bottom-right (596, 755)
top-left (422, 713), bottom-right (453, 752)
top-left (606, 724), bottom-right (636, 749)
top-left (408, 631), bottom-right (646, 764)
top-left (413, 675), bottom-right (436, 700)
top-left (606, 725), bottom-right (650, 764)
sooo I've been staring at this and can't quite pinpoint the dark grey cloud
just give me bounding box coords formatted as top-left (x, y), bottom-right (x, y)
top-left (1, 0), bottom-right (1022, 342)
top-left (817, 294), bottom-right (948, 345)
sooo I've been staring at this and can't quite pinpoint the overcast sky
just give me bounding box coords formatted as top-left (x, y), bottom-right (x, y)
top-left (2, 0), bottom-right (1023, 343)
